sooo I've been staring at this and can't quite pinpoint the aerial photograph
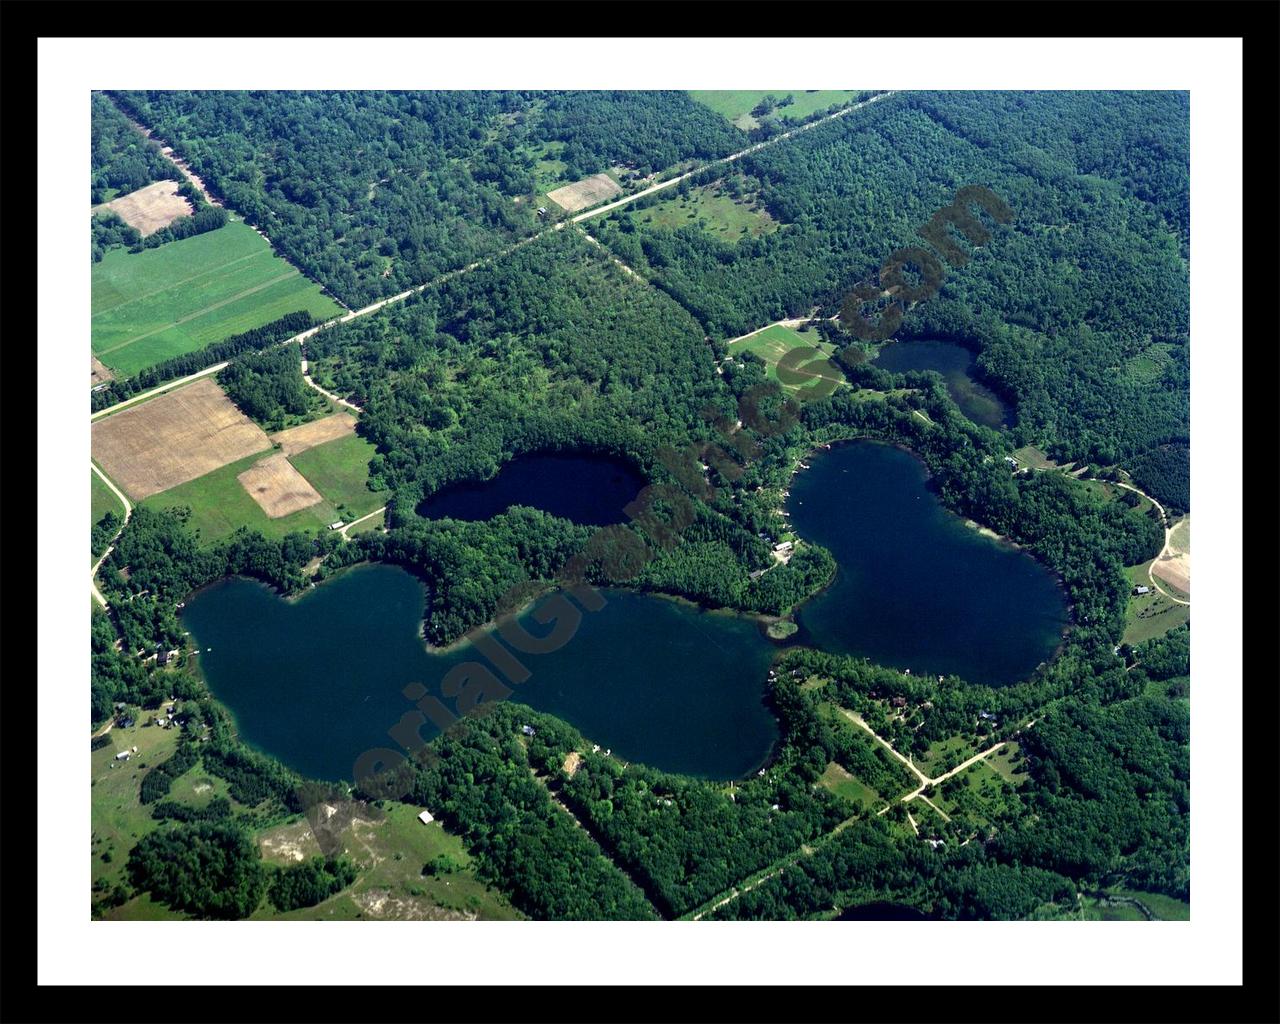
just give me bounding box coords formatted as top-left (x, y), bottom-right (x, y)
top-left (87, 87), bottom-right (1191, 924)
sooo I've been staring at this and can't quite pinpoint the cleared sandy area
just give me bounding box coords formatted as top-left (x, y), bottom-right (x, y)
top-left (96, 179), bottom-right (194, 236)
top-left (91, 378), bottom-right (271, 500)
top-left (547, 173), bottom-right (623, 213)
top-left (91, 356), bottom-right (115, 387)
top-left (238, 453), bottom-right (324, 518)
top-left (270, 412), bottom-right (357, 457)
top-left (1152, 516), bottom-right (1191, 595)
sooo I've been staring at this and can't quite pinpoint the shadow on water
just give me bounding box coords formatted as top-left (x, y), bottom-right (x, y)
top-left (417, 451), bottom-right (646, 526)
top-left (873, 338), bottom-right (1011, 429)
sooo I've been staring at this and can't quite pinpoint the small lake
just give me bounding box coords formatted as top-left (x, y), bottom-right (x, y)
top-left (417, 452), bottom-right (646, 525)
top-left (873, 339), bottom-right (1010, 428)
top-left (182, 564), bottom-right (779, 784)
top-left (788, 441), bottom-right (1068, 686)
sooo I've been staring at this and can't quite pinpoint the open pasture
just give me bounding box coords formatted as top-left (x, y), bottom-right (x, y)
top-left (731, 324), bottom-right (843, 397)
top-left (546, 172), bottom-right (622, 213)
top-left (91, 221), bottom-right (342, 377)
top-left (94, 179), bottom-right (193, 236)
top-left (632, 183), bottom-right (777, 243)
top-left (91, 378), bottom-right (272, 500)
top-left (1123, 562), bottom-right (1190, 645)
top-left (690, 90), bottom-right (861, 129)
top-left (237, 453), bottom-right (325, 519)
top-left (286, 432), bottom-right (386, 520)
top-left (142, 450), bottom-right (340, 546)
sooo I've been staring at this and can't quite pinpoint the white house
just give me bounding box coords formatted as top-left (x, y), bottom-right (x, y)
top-left (418, 810), bottom-right (435, 825)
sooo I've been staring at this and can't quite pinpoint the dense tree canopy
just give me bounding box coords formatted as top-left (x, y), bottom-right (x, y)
top-left (127, 821), bottom-right (267, 919)
top-left (91, 92), bottom-right (173, 204)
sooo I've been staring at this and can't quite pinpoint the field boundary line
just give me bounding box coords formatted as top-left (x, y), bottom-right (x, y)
top-left (91, 249), bottom-right (271, 319)
top-left (97, 271), bottom-right (298, 355)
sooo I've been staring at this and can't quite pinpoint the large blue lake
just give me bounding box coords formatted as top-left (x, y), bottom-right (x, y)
top-left (184, 440), bottom-right (1069, 787)
top-left (787, 440), bottom-right (1068, 685)
top-left (182, 566), bottom-right (779, 784)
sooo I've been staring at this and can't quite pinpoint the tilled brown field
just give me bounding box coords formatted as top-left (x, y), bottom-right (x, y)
top-left (270, 412), bottom-right (358, 457)
top-left (91, 378), bottom-right (271, 500)
top-left (95, 179), bottom-right (194, 236)
top-left (237, 453), bottom-right (324, 518)
top-left (546, 172), bottom-right (622, 213)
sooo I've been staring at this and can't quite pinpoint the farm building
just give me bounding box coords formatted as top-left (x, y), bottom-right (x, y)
top-left (1134, 585), bottom-right (1152, 595)
top-left (418, 810), bottom-right (435, 825)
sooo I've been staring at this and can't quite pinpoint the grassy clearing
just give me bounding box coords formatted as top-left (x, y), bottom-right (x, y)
top-left (914, 735), bottom-right (981, 779)
top-left (141, 449), bottom-right (338, 547)
top-left (1011, 445), bottom-right (1058, 471)
top-left (346, 508), bottom-right (386, 536)
top-left (92, 221), bottom-right (342, 376)
top-left (930, 758), bottom-right (1024, 828)
top-left (92, 469), bottom-right (126, 524)
top-left (1122, 342), bottom-right (1176, 385)
top-left (286, 433), bottom-right (387, 521)
top-left (253, 802), bottom-right (521, 921)
top-left (817, 761), bottom-right (880, 810)
top-left (91, 719), bottom-right (183, 900)
top-left (984, 741), bottom-right (1029, 784)
top-left (732, 324), bottom-right (844, 398)
top-left (632, 182), bottom-right (778, 243)
top-left (1123, 562), bottom-right (1190, 645)
top-left (689, 90), bottom-right (861, 129)
top-left (1113, 889), bottom-right (1190, 921)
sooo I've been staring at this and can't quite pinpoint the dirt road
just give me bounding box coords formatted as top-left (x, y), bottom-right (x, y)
top-left (91, 463), bottom-right (134, 608)
top-left (339, 505), bottom-right (387, 538)
top-left (1113, 482), bottom-right (1190, 606)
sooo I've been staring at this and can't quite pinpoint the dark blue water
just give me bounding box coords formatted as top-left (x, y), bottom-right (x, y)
top-left (418, 452), bottom-right (646, 525)
top-left (789, 440), bottom-right (1068, 686)
top-left (873, 339), bottom-right (1010, 428)
top-left (182, 564), bottom-right (779, 783)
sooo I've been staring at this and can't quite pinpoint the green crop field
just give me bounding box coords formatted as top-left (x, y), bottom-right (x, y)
top-left (286, 434), bottom-right (387, 521)
top-left (141, 433), bottom-right (387, 547)
top-left (690, 90), bottom-right (862, 129)
top-left (731, 324), bottom-right (844, 397)
top-left (632, 183), bottom-right (778, 243)
top-left (141, 450), bottom-right (338, 547)
top-left (91, 221), bottom-right (343, 377)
